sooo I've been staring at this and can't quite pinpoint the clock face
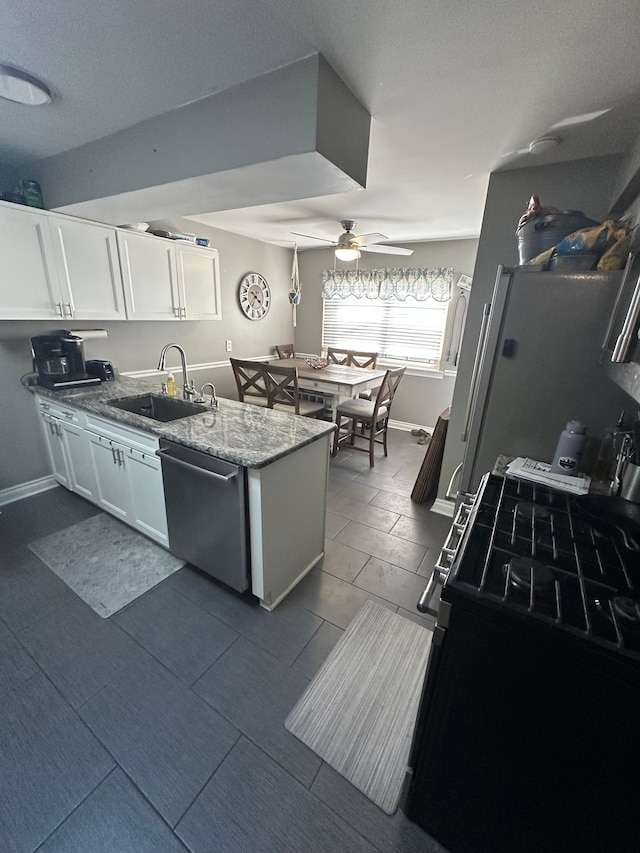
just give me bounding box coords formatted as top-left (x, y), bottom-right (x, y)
top-left (239, 272), bottom-right (271, 320)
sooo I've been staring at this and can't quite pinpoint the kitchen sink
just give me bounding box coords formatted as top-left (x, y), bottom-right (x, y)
top-left (108, 393), bottom-right (208, 422)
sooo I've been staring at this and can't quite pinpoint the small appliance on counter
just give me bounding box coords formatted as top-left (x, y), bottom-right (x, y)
top-left (31, 332), bottom-right (101, 389)
top-left (85, 359), bottom-right (115, 381)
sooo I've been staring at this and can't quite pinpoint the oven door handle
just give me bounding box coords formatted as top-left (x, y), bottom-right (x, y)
top-left (417, 567), bottom-right (447, 613)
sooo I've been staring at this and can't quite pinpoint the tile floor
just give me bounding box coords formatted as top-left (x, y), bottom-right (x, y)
top-left (0, 428), bottom-right (451, 853)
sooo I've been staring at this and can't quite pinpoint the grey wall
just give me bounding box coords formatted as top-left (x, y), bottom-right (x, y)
top-left (437, 153), bottom-right (630, 502)
top-left (294, 238), bottom-right (478, 427)
top-left (0, 219), bottom-right (293, 491)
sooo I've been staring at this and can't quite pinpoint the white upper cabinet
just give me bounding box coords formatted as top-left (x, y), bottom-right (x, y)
top-left (0, 203), bottom-right (62, 319)
top-left (0, 200), bottom-right (220, 322)
top-left (0, 200), bottom-right (124, 321)
top-left (118, 230), bottom-right (221, 321)
top-left (48, 218), bottom-right (125, 320)
top-left (118, 230), bottom-right (180, 320)
top-left (175, 242), bottom-right (222, 320)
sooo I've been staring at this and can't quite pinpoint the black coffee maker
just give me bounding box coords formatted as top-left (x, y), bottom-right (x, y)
top-left (31, 331), bottom-right (101, 389)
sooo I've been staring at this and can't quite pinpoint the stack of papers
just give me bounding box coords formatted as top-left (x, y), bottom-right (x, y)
top-left (505, 457), bottom-right (591, 495)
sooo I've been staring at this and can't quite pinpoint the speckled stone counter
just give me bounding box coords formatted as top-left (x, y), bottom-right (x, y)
top-left (30, 375), bottom-right (336, 469)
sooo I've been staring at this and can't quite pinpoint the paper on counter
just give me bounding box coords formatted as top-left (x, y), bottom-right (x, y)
top-left (505, 457), bottom-right (591, 495)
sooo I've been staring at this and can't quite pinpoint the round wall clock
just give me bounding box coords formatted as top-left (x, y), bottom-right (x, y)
top-left (238, 272), bottom-right (271, 320)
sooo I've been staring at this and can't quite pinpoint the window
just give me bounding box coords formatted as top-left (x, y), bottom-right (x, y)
top-left (323, 295), bottom-right (448, 367)
top-left (320, 268), bottom-right (454, 369)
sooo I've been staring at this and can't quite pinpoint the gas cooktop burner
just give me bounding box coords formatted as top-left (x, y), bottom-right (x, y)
top-left (514, 502), bottom-right (550, 521)
top-left (612, 596), bottom-right (640, 624)
top-left (504, 557), bottom-right (555, 592)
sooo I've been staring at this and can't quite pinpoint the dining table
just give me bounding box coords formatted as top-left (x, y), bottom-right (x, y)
top-left (270, 357), bottom-right (387, 418)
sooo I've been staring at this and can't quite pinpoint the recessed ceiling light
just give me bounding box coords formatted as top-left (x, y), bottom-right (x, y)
top-left (0, 64), bottom-right (52, 105)
top-left (528, 136), bottom-right (560, 154)
top-left (550, 109), bottom-right (611, 129)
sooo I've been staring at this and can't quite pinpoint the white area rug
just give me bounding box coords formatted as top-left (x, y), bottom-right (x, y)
top-left (29, 513), bottom-right (184, 618)
top-left (285, 600), bottom-right (432, 814)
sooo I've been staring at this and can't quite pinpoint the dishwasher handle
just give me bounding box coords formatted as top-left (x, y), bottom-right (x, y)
top-left (156, 447), bottom-right (238, 482)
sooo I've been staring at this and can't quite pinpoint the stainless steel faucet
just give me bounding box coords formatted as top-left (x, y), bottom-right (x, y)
top-left (157, 343), bottom-right (196, 400)
top-left (196, 382), bottom-right (218, 408)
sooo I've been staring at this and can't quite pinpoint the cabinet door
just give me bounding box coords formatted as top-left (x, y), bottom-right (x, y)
top-left (175, 244), bottom-right (222, 320)
top-left (39, 413), bottom-right (71, 488)
top-left (0, 202), bottom-right (62, 319)
top-left (117, 231), bottom-right (180, 320)
top-left (88, 433), bottom-right (131, 521)
top-left (126, 447), bottom-right (169, 546)
top-left (48, 218), bottom-right (125, 320)
top-left (62, 421), bottom-right (97, 501)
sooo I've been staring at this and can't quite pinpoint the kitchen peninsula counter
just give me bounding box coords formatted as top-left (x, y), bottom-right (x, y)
top-left (30, 374), bottom-right (335, 468)
top-left (31, 376), bottom-right (334, 610)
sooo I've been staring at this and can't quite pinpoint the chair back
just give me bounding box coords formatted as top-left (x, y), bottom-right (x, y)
top-left (264, 364), bottom-right (300, 412)
top-left (230, 358), bottom-right (269, 404)
top-left (326, 347), bottom-right (351, 365)
top-left (348, 350), bottom-right (378, 370)
top-left (275, 343), bottom-right (295, 359)
top-left (373, 367), bottom-right (406, 420)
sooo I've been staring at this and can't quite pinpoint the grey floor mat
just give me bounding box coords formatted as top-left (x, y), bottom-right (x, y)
top-left (285, 600), bottom-right (432, 814)
top-left (28, 513), bottom-right (184, 618)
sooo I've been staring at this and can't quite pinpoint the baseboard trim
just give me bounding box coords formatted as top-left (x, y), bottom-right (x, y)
top-left (430, 497), bottom-right (455, 517)
top-left (390, 420), bottom-right (434, 433)
top-left (0, 476), bottom-right (58, 507)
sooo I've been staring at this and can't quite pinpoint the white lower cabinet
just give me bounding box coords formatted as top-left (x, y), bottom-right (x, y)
top-left (85, 416), bottom-right (168, 547)
top-left (37, 399), bottom-right (96, 499)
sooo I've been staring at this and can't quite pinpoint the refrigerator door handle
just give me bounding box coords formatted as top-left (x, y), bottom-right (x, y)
top-left (611, 270), bottom-right (640, 362)
top-left (461, 302), bottom-right (491, 442)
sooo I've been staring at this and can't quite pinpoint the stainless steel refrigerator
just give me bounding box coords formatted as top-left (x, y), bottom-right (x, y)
top-left (458, 265), bottom-right (629, 494)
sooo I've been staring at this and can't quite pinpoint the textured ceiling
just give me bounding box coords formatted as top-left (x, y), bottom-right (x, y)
top-left (2, 0), bottom-right (640, 247)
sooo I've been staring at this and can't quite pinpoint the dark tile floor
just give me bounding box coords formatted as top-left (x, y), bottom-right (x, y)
top-left (0, 428), bottom-right (451, 853)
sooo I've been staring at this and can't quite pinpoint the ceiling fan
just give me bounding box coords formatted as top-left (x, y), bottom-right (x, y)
top-left (291, 220), bottom-right (413, 261)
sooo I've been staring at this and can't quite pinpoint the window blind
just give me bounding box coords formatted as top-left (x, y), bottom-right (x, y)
top-left (322, 296), bottom-right (447, 366)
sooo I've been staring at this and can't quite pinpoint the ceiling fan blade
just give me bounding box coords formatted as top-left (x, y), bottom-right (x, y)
top-left (290, 231), bottom-right (336, 244)
top-left (360, 244), bottom-right (413, 256)
top-left (353, 232), bottom-right (388, 246)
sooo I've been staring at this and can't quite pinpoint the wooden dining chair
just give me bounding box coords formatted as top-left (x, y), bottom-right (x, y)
top-left (326, 347), bottom-right (351, 365)
top-left (332, 367), bottom-right (406, 466)
top-left (348, 351), bottom-right (378, 370)
top-left (275, 343), bottom-right (295, 359)
top-left (230, 357), bottom-right (269, 406)
top-left (264, 364), bottom-right (325, 417)
top-left (348, 350), bottom-right (379, 399)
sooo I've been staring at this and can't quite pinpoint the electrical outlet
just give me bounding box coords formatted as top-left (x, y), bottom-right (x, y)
top-left (225, 340), bottom-right (232, 352)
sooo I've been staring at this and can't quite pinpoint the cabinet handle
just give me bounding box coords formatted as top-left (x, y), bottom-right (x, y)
top-left (118, 449), bottom-right (125, 466)
top-left (56, 302), bottom-right (64, 317)
top-left (48, 421), bottom-right (55, 436)
top-left (111, 446), bottom-right (118, 464)
top-left (63, 302), bottom-right (73, 318)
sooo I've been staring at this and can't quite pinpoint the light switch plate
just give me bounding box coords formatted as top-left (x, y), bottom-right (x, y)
top-left (225, 340), bottom-right (232, 352)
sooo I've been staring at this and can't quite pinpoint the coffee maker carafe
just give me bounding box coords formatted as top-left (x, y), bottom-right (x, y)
top-left (31, 332), bottom-right (101, 389)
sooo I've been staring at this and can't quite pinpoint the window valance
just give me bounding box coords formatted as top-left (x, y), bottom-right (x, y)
top-left (322, 268), bottom-right (454, 302)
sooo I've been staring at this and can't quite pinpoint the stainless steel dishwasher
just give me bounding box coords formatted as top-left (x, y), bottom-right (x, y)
top-left (156, 440), bottom-right (250, 592)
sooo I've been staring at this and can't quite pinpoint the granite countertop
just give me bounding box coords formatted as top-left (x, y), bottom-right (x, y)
top-left (30, 375), bottom-right (336, 469)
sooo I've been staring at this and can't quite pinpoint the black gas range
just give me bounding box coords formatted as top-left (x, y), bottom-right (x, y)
top-left (449, 474), bottom-right (640, 663)
top-left (406, 474), bottom-right (640, 853)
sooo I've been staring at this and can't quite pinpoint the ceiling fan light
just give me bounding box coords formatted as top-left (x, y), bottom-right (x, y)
top-left (0, 64), bottom-right (52, 105)
top-left (335, 247), bottom-right (361, 262)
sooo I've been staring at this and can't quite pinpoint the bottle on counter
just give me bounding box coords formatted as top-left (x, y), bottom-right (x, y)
top-left (550, 420), bottom-right (587, 476)
top-left (166, 372), bottom-right (177, 397)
